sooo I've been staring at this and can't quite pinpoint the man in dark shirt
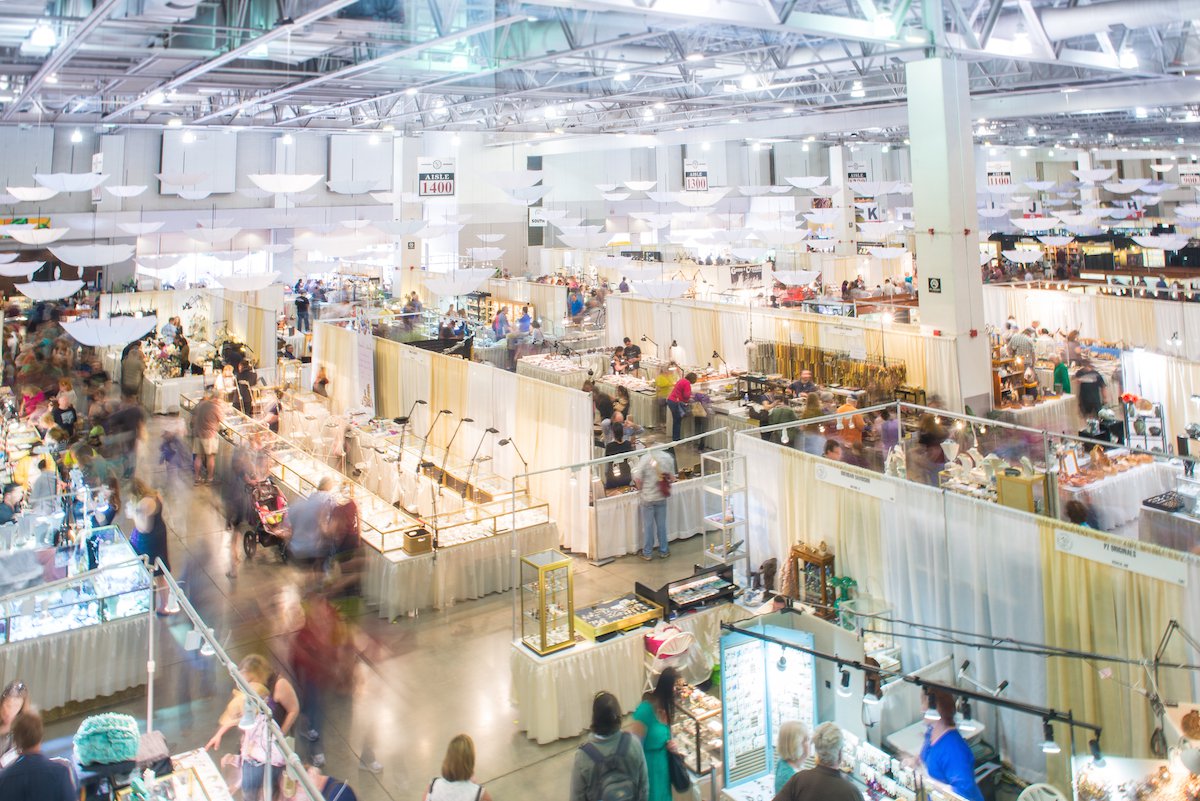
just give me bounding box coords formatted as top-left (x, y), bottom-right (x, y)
top-left (295, 293), bottom-right (311, 333)
top-left (788, 369), bottom-right (818, 396)
top-left (50, 394), bottom-right (77, 437)
top-left (1075, 361), bottom-right (1107, 416)
top-left (0, 483), bottom-right (23, 525)
top-left (773, 722), bottom-right (860, 801)
top-left (621, 337), bottom-right (642, 372)
top-left (236, 360), bottom-right (258, 415)
top-left (0, 711), bottom-right (76, 801)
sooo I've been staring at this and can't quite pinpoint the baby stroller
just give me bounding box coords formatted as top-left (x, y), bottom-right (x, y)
top-left (242, 477), bottom-right (290, 562)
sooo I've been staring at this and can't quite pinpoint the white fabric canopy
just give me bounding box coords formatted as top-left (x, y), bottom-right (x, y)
top-left (423, 268), bottom-right (494, 297)
top-left (752, 229), bottom-right (809, 245)
top-left (978, 207), bottom-right (1010, 218)
top-left (1132, 235), bottom-right (1190, 251)
top-left (559, 233), bottom-right (613, 249)
top-left (674, 188), bottom-right (731, 207)
top-left (772, 270), bottom-right (821, 286)
top-left (117, 222), bottom-right (164, 236)
top-left (15, 279), bottom-right (84, 301)
top-left (34, 173), bottom-right (109, 193)
top-left (624, 180), bottom-right (656, 191)
top-left (602, 191), bottom-right (631, 201)
top-left (155, 172), bottom-right (204, 187)
top-left (857, 221), bottom-right (903, 238)
top-left (809, 186), bottom-right (841, 198)
top-left (805, 209), bottom-right (843, 225)
top-left (1038, 236), bottom-right (1074, 247)
top-left (465, 247), bottom-right (504, 261)
top-left (784, 176), bottom-right (829, 189)
top-left (1071, 168), bottom-right (1115, 182)
top-left (1002, 249), bottom-right (1044, 264)
top-left (481, 170), bottom-right (542, 190)
top-left (374, 220), bottom-right (426, 236)
top-left (214, 272), bottom-right (279, 291)
top-left (1011, 218), bottom-right (1057, 232)
top-left (50, 244), bottom-right (135, 266)
top-left (631, 280), bottom-right (691, 299)
top-left (591, 255), bottom-right (632, 269)
top-left (248, 173), bottom-right (323, 193)
top-left (326, 180), bottom-right (383, 195)
top-left (1102, 179), bottom-right (1150, 193)
top-left (7, 186), bottom-right (57, 202)
top-left (0, 261), bottom-right (42, 278)
top-left (477, 233), bottom-right (505, 243)
top-left (63, 315), bottom-right (158, 346)
top-left (848, 180), bottom-right (902, 197)
top-left (7, 227), bottom-right (68, 245)
top-left (105, 185), bottom-right (147, 198)
top-left (867, 247), bottom-right (907, 260)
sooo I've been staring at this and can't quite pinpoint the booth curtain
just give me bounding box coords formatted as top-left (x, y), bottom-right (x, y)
top-left (734, 431), bottom-right (1199, 791)
top-left (312, 322), bottom-right (358, 414)
top-left (1122, 350), bottom-right (1200, 438)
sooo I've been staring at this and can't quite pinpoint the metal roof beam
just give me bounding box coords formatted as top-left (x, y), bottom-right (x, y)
top-left (102, 0), bottom-right (360, 121)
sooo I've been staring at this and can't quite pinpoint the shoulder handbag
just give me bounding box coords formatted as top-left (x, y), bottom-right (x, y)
top-left (667, 749), bottom-right (692, 792)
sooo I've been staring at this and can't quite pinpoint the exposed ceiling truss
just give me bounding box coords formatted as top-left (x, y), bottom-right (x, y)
top-left (0, 0), bottom-right (1196, 143)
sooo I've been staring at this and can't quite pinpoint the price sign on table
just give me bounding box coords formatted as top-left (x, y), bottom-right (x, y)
top-left (418, 157), bottom-right (456, 197)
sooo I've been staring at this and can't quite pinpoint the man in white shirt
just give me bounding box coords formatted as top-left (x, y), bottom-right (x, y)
top-left (634, 449), bottom-right (675, 560)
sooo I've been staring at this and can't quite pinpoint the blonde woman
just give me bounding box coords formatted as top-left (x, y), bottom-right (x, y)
top-left (775, 720), bottom-right (811, 792)
top-left (424, 734), bottom-right (492, 801)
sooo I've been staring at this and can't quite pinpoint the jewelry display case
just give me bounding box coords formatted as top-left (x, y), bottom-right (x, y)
top-left (673, 683), bottom-right (723, 775)
top-left (719, 622), bottom-right (816, 789)
top-left (573, 592), bottom-right (662, 641)
top-left (520, 549), bottom-right (574, 655)
top-left (788, 542), bottom-right (836, 619)
top-left (422, 496), bottom-right (551, 548)
top-left (635, 563), bottom-right (737, 620)
top-left (701, 449), bottom-right (750, 583)
top-left (0, 525), bottom-right (152, 646)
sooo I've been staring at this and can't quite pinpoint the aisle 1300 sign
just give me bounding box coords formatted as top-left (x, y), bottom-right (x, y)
top-left (418, 157), bottom-right (456, 197)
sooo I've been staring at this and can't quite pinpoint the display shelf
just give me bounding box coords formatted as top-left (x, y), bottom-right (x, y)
top-left (788, 542), bottom-right (836, 619)
top-left (422, 496), bottom-right (550, 548)
top-left (1125, 401), bottom-right (1168, 453)
top-left (573, 593), bottom-right (662, 640)
top-left (0, 525), bottom-right (152, 646)
top-left (701, 450), bottom-right (749, 580)
top-left (520, 549), bottom-right (574, 655)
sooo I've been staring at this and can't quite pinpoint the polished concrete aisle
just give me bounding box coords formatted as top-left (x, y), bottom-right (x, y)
top-left (42, 425), bottom-right (716, 801)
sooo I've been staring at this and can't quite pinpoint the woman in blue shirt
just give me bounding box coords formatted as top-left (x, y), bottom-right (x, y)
top-left (919, 691), bottom-right (984, 801)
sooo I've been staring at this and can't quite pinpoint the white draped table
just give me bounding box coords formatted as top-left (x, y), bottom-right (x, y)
top-left (516, 354), bottom-right (604, 388)
top-left (1137, 506), bottom-right (1200, 554)
top-left (365, 522), bottom-right (560, 618)
top-left (0, 614), bottom-right (148, 710)
top-left (589, 477), bottom-right (707, 561)
top-left (141, 375), bottom-right (207, 414)
top-left (594, 377), bottom-right (660, 429)
top-left (511, 602), bottom-right (756, 744)
top-left (995, 394), bottom-right (1082, 434)
top-left (1060, 461), bottom-right (1179, 533)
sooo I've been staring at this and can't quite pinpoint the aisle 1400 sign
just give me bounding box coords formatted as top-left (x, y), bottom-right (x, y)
top-left (418, 157), bottom-right (456, 197)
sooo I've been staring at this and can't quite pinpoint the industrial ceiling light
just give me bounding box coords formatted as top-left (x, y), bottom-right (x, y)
top-left (166, 117), bottom-right (183, 128)
top-left (614, 70), bottom-right (631, 82)
top-left (45, 73), bottom-right (57, 85)
top-left (405, 87), bottom-right (418, 96)
top-left (1118, 49), bottom-right (1138, 69)
top-left (850, 80), bottom-right (865, 98)
top-left (368, 134), bottom-right (380, 145)
top-left (70, 128), bottom-right (82, 144)
top-left (449, 53), bottom-right (469, 71)
top-left (642, 108), bottom-right (654, 120)
top-left (722, 82), bottom-right (738, 93)
top-left (873, 13), bottom-right (895, 36)
top-left (280, 133), bottom-right (293, 145)
top-left (1136, 107), bottom-right (1149, 119)
top-left (782, 106), bottom-right (795, 114)
top-left (685, 52), bottom-right (704, 62)
top-left (701, 142), bottom-right (711, 151)
top-left (882, 144), bottom-right (890, 153)
top-left (653, 101), bottom-right (665, 110)
top-left (1040, 721), bottom-right (1061, 754)
top-left (147, 91), bottom-right (166, 105)
top-left (544, 106), bottom-right (560, 120)
top-left (30, 21), bottom-right (56, 48)
top-left (1026, 125), bottom-right (1036, 137)
top-left (740, 74), bottom-right (759, 90)
top-left (181, 130), bottom-right (196, 144)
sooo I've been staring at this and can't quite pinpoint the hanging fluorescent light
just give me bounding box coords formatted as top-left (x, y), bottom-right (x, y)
top-left (685, 52), bottom-right (704, 62)
top-left (70, 128), bottom-right (82, 144)
top-left (30, 21), bottom-right (56, 48)
top-left (147, 91), bottom-right (165, 105)
top-left (740, 74), bottom-right (759, 90)
top-left (1039, 721), bottom-right (1061, 754)
top-left (850, 80), bottom-right (865, 98)
top-left (614, 70), bottom-right (631, 82)
top-left (405, 87), bottom-right (418, 96)
top-left (167, 117), bottom-right (183, 128)
top-left (782, 106), bottom-right (795, 114)
top-left (1118, 49), bottom-right (1138, 69)
top-left (1135, 107), bottom-right (1149, 119)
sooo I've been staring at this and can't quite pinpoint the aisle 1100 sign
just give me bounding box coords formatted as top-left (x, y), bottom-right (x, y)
top-left (417, 157), bottom-right (456, 197)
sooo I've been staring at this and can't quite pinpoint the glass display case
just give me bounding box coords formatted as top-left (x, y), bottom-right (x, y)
top-left (574, 593), bottom-right (662, 641)
top-left (520, 549), bottom-right (574, 655)
top-left (788, 542), bottom-right (836, 619)
top-left (635, 563), bottom-right (737, 620)
top-left (701, 450), bottom-right (749, 583)
top-left (673, 683), bottom-right (723, 775)
top-left (424, 496), bottom-right (550, 548)
top-left (0, 526), bottom-right (152, 645)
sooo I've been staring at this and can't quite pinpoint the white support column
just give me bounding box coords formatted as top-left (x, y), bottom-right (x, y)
top-left (827, 145), bottom-right (859, 256)
top-left (906, 57), bottom-right (992, 413)
top-left (1076, 150), bottom-right (1101, 207)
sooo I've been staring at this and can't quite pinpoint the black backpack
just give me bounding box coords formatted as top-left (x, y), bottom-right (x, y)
top-left (581, 732), bottom-right (636, 801)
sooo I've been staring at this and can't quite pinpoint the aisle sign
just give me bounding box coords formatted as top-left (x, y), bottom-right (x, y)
top-left (846, 161), bottom-right (869, 182)
top-left (528, 207), bottom-right (548, 228)
top-left (1180, 163), bottom-right (1200, 186)
top-left (815, 463), bottom-right (896, 502)
top-left (986, 160), bottom-right (1013, 186)
top-left (684, 159), bottom-right (709, 192)
top-left (1054, 528), bottom-right (1188, 586)
top-left (417, 157), bottom-right (455, 197)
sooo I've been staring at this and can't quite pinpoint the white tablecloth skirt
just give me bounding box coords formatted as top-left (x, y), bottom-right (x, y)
top-left (142, 375), bottom-right (207, 415)
top-left (510, 602), bottom-right (754, 744)
top-left (516, 358), bottom-right (596, 389)
top-left (364, 522), bottom-right (559, 618)
top-left (589, 478), bottom-right (707, 561)
top-left (995, 394), bottom-right (1082, 434)
top-left (0, 614), bottom-right (148, 710)
top-left (595, 379), bottom-right (660, 429)
top-left (1060, 461), bottom-right (1179, 532)
top-left (1137, 506), bottom-right (1200, 553)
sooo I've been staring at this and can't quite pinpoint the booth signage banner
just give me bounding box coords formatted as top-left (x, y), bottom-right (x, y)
top-left (91, 153), bottom-right (104, 204)
top-left (846, 162), bottom-right (869, 182)
top-left (528, 207), bottom-right (548, 228)
top-left (684, 159), bottom-right (709, 192)
top-left (1054, 529), bottom-right (1188, 587)
top-left (1180, 164), bottom-right (1200, 186)
top-left (814, 462), bottom-right (897, 502)
top-left (986, 160), bottom-right (1013, 187)
top-left (417, 157), bottom-right (455, 197)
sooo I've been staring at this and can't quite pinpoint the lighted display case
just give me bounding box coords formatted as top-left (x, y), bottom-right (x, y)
top-left (788, 542), bottom-right (836, 619)
top-left (423, 496), bottom-right (550, 548)
top-left (673, 684), bottom-right (723, 775)
top-left (573, 593), bottom-right (662, 641)
top-left (636, 563), bottom-right (737, 619)
top-left (520, 549), bottom-right (574, 655)
top-left (0, 526), bottom-right (153, 646)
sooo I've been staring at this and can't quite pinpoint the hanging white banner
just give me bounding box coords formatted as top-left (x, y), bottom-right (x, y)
top-left (815, 462), bottom-right (897, 502)
top-left (1054, 529), bottom-right (1188, 587)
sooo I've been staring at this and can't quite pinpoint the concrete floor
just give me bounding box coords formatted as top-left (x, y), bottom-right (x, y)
top-left (42, 419), bottom-right (715, 800)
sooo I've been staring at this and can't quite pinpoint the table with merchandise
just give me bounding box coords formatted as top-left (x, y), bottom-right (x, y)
top-left (0, 525), bottom-right (153, 711)
top-left (595, 372), bottom-right (660, 428)
top-left (516, 352), bottom-right (604, 388)
top-left (994, 393), bottom-right (1081, 434)
top-left (589, 476), bottom-right (707, 561)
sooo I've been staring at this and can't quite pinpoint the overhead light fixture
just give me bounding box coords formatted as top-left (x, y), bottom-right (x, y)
top-left (642, 108), bottom-right (654, 120)
top-left (1012, 31), bottom-right (1032, 55)
top-left (405, 87), bottom-right (418, 96)
top-left (722, 82), bottom-right (738, 93)
top-left (614, 70), bottom-right (631, 82)
top-left (526, 14), bottom-right (539, 22)
top-left (45, 73), bottom-right (57, 85)
top-left (740, 74), bottom-right (759, 90)
top-left (248, 42), bottom-right (269, 58)
top-left (873, 13), bottom-right (895, 36)
top-left (777, 655), bottom-right (787, 671)
top-left (70, 128), bottom-right (82, 144)
top-left (166, 117), bottom-right (183, 128)
top-left (544, 106), bottom-right (560, 120)
top-left (1026, 125), bottom-right (1036, 137)
top-left (1040, 721), bottom-right (1061, 755)
top-left (449, 53), bottom-right (469, 71)
top-left (685, 52), bottom-right (704, 62)
top-left (1136, 107), bottom-right (1149, 119)
top-left (368, 134), bottom-right (380, 145)
top-left (281, 133), bottom-right (293, 145)
top-left (1118, 49), bottom-right (1138, 69)
top-left (30, 21), bottom-right (56, 48)
top-left (383, 123), bottom-right (395, 132)
top-left (147, 91), bottom-right (166, 105)
top-left (837, 669), bottom-right (852, 698)
top-left (1089, 738), bottom-right (1105, 767)
top-left (181, 130), bottom-right (196, 144)
top-left (801, 143), bottom-right (809, 152)
top-left (850, 80), bottom-right (865, 98)
top-left (653, 101), bottom-right (665, 110)
top-left (701, 142), bottom-right (711, 151)
top-left (751, 142), bottom-right (762, 151)
top-left (1019, 148), bottom-right (1028, 156)
top-left (782, 105), bottom-right (795, 114)
top-left (882, 144), bottom-right (890, 153)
